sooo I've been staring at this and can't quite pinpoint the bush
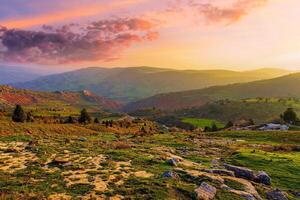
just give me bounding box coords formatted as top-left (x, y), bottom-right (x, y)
top-left (26, 111), bottom-right (34, 122)
top-left (211, 122), bottom-right (218, 132)
top-left (281, 108), bottom-right (298, 124)
top-left (225, 121), bottom-right (234, 129)
top-left (12, 105), bottom-right (26, 123)
top-left (78, 108), bottom-right (91, 124)
top-left (94, 118), bottom-right (100, 123)
top-left (65, 116), bottom-right (74, 124)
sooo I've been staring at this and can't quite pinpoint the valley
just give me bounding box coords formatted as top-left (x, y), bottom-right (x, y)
top-left (0, 67), bottom-right (299, 200)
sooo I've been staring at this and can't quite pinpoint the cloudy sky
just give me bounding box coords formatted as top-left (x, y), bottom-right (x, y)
top-left (0, 0), bottom-right (300, 71)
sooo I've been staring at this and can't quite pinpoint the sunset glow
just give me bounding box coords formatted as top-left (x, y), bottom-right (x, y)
top-left (1, 0), bottom-right (300, 70)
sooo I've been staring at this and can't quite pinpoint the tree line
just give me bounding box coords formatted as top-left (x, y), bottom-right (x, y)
top-left (11, 105), bottom-right (100, 124)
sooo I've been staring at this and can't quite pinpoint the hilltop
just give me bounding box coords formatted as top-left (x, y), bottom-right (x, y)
top-left (13, 67), bottom-right (291, 102)
top-left (0, 85), bottom-right (121, 112)
top-left (124, 73), bottom-right (300, 111)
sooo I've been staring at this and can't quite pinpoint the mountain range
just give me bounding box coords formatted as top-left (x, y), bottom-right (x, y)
top-left (124, 72), bottom-right (300, 111)
top-left (12, 66), bottom-right (291, 102)
top-left (0, 66), bottom-right (42, 84)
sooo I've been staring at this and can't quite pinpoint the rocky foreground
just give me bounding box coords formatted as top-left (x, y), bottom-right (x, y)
top-left (0, 123), bottom-right (299, 199)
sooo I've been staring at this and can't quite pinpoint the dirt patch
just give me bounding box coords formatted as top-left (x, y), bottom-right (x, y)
top-left (134, 171), bottom-right (153, 178)
top-left (48, 193), bottom-right (72, 200)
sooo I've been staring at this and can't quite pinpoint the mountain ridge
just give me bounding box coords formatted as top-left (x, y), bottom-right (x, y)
top-left (123, 72), bottom-right (300, 111)
top-left (13, 66), bottom-right (292, 102)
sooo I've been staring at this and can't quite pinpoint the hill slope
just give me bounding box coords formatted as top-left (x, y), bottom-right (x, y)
top-left (0, 66), bottom-right (41, 84)
top-left (0, 85), bottom-right (121, 111)
top-left (124, 73), bottom-right (300, 111)
top-left (13, 67), bottom-right (291, 102)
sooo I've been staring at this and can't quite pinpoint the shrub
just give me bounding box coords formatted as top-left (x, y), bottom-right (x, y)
top-left (281, 108), bottom-right (298, 124)
top-left (211, 122), bottom-right (218, 132)
top-left (12, 105), bottom-right (26, 123)
top-left (78, 108), bottom-right (91, 124)
top-left (94, 118), bottom-right (100, 123)
top-left (65, 116), bottom-right (74, 124)
top-left (26, 111), bottom-right (34, 122)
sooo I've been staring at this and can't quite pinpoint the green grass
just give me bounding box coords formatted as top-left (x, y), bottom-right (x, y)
top-left (226, 148), bottom-right (300, 191)
top-left (208, 131), bottom-right (300, 145)
top-left (182, 118), bottom-right (225, 129)
top-left (0, 119), bottom-right (299, 199)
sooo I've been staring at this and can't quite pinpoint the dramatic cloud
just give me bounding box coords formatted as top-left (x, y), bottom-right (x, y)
top-left (0, 18), bottom-right (159, 64)
top-left (192, 0), bottom-right (268, 24)
top-left (168, 0), bottom-right (268, 24)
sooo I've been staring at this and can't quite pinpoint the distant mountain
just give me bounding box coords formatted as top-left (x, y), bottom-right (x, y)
top-left (13, 67), bottom-right (291, 102)
top-left (0, 85), bottom-right (121, 111)
top-left (123, 73), bottom-right (300, 111)
top-left (0, 66), bottom-right (42, 84)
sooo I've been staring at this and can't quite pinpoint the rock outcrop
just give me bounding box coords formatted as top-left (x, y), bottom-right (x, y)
top-left (266, 189), bottom-right (288, 200)
top-left (224, 164), bottom-right (255, 180)
top-left (194, 182), bottom-right (217, 200)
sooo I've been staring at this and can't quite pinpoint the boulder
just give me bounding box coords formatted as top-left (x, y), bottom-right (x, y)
top-left (205, 169), bottom-right (235, 177)
top-left (194, 182), bottom-right (217, 200)
top-left (266, 189), bottom-right (288, 200)
top-left (167, 158), bottom-right (180, 166)
top-left (162, 171), bottom-right (179, 180)
top-left (255, 171), bottom-right (271, 185)
top-left (224, 164), bottom-right (255, 180)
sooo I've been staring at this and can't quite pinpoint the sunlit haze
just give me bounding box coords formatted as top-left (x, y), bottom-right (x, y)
top-left (1, 0), bottom-right (300, 71)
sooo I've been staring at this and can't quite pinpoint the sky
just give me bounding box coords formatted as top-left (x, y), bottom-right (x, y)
top-left (1, 0), bottom-right (300, 71)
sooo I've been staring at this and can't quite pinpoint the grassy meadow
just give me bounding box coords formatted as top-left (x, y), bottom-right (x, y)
top-left (0, 115), bottom-right (299, 199)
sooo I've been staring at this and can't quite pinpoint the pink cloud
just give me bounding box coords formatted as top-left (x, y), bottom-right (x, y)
top-left (0, 17), bottom-right (159, 64)
top-left (192, 0), bottom-right (268, 24)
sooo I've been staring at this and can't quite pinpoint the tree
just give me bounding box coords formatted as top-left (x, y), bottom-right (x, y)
top-left (94, 118), bottom-right (100, 123)
top-left (12, 105), bottom-right (26, 123)
top-left (78, 108), bottom-right (91, 124)
top-left (281, 108), bottom-right (297, 124)
top-left (225, 121), bottom-right (234, 129)
top-left (211, 122), bottom-right (218, 132)
top-left (65, 116), bottom-right (74, 124)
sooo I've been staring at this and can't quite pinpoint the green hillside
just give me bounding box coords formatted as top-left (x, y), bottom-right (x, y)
top-left (124, 73), bottom-right (300, 111)
top-left (0, 86), bottom-right (121, 116)
top-left (14, 67), bottom-right (291, 102)
top-left (178, 99), bottom-right (300, 124)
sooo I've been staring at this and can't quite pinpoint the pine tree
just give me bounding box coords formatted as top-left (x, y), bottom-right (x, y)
top-left (12, 105), bottom-right (26, 123)
top-left (94, 118), bottom-right (100, 123)
top-left (78, 108), bottom-right (91, 124)
top-left (211, 122), bottom-right (218, 132)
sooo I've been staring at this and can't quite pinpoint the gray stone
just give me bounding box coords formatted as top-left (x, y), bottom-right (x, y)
top-left (205, 169), bottom-right (235, 177)
top-left (194, 182), bottom-right (217, 200)
top-left (62, 162), bottom-right (73, 167)
top-left (255, 171), bottom-right (271, 185)
top-left (162, 171), bottom-right (179, 179)
top-left (224, 163), bottom-right (255, 180)
top-left (266, 189), bottom-right (288, 200)
top-left (167, 158), bottom-right (179, 166)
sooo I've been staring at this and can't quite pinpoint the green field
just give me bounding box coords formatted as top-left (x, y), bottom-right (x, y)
top-left (182, 117), bottom-right (225, 129)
